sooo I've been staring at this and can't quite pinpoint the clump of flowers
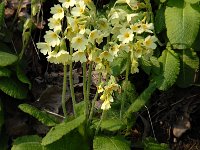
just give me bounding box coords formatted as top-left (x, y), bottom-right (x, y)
top-left (37, 0), bottom-right (157, 111)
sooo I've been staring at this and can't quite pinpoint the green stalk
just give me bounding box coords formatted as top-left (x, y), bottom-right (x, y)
top-left (86, 62), bottom-right (93, 109)
top-left (62, 64), bottom-right (67, 118)
top-left (83, 62), bottom-right (88, 118)
top-left (120, 52), bottom-right (130, 119)
top-left (69, 47), bottom-right (77, 117)
top-left (88, 73), bottom-right (102, 125)
top-left (95, 110), bottom-right (106, 135)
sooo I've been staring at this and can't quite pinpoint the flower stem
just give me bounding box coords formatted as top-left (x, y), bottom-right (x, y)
top-left (95, 110), bottom-right (106, 135)
top-left (83, 62), bottom-right (88, 118)
top-left (69, 47), bottom-right (77, 117)
top-left (86, 62), bottom-right (93, 110)
top-left (62, 64), bottom-right (67, 118)
top-left (88, 73), bottom-right (102, 125)
top-left (120, 52), bottom-right (130, 119)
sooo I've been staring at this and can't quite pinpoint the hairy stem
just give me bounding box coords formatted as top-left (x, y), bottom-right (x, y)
top-left (83, 62), bottom-right (88, 118)
top-left (86, 62), bottom-right (93, 110)
top-left (62, 64), bottom-right (67, 118)
top-left (69, 47), bottom-right (77, 117)
top-left (88, 73), bottom-right (102, 125)
top-left (95, 110), bottom-right (106, 135)
top-left (120, 52), bottom-right (130, 119)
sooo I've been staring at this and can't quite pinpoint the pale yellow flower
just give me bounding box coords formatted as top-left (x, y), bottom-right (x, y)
top-left (140, 23), bottom-right (154, 34)
top-left (72, 50), bottom-right (87, 63)
top-left (47, 51), bottom-right (59, 64)
top-left (48, 18), bottom-right (61, 32)
top-left (130, 23), bottom-right (141, 34)
top-left (101, 99), bottom-right (111, 110)
top-left (95, 63), bottom-right (105, 72)
top-left (143, 36), bottom-right (157, 49)
top-left (88, 29), bottom-right (99, 44)
top-left (99, 51), bottom-right (114, 62)
top-left (127, 13), bottom-right (138, 23)
top-left (50, 4), bottom-right (64, 20)
top-left (59, 0), bottom-right (76, 9)
top-left (44, 30), bottom-right (60, 47)
top-left (71, 1), bottom-right (86, 17)
top-left (71, 34), bottom-right (88, 51)
top-left (117, 28), bottom-right (134, 44)
top-left (56, 50), bottom-right (72, 64)
top-left (109, 43), bottom-right (120, 57)
top-left (97, 18), bottom-right (111, 36)
top-left (131, 58), bottom-right (139, 74)
top-left (36, 42), bottom-right (51, 55)
top-left (64, 27), bottom-right (76, 41)
top-left (67, 17), bottom-right (79, 32)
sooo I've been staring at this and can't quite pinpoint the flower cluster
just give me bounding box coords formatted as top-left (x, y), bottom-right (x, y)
top-left (37, 0), bottom-right (157, 110)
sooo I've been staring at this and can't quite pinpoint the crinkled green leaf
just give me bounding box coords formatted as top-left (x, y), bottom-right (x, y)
top-left (111, 50), bottom-right (128, 76)
top-left (12, 135), bottom-right (43, 150)
top-left (19, 104), bottom-right (58, 127)
top-left (42, 115), bottom-right (85, 145)
top-left (155, 5), bottom-right (166, 34)
top-left (155, 49), bottom-right (180, 91)
top-left (176, 49), bottom-right (199, 87)
top-left (185, 0), bottom-right (200, 3)
top-left (16, 65), bottom-right (31, 89)
top-left (0, 67), bottom-right (11, 77)
top-left (144, 137), bottom-right (169, 150)
top-left (74, 101), bottom-right (85, 117)
top-left (44, 131), bottom-right (89, 150)
top-left (125, 82), bottom-right (157, 117)
top-left (0, 51), bottom-right (18, 67)
top-left (0, 77), bottom-right (28, 99)
top-left (100, 119), bottom-right (125, 131)
top-left (165, 2), bottom-right (200, 49)
top-left (93, 136), bottom-right (130, 150)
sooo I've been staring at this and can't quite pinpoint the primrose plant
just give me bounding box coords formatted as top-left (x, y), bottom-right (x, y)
top-left (14, 0), bottom-right (159, 149)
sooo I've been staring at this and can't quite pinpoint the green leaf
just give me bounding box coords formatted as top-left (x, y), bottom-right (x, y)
top-left (155, 49), bottom-right (180, 91)
top-left (111, 50), bottom-right (128, 76)
top-left (12, 135), bottom-right (43, 150)
top-left (93, 136), bottom-right (130, 150)
top-left (18, 104), bottom-right (58, 126)
top-left (176, 49), bottom-right (199, 87)
top-left (100, 119), bottom-right (125, 131)
top-left (0, 67), bottom-right (11, 77)
top-left (12, 135), bottom-right (42, 145)
top-left (125, 82), bottom-right (157, 117)
top-left (12, 143), bottom-right (44, 150)
top-left (74, 101), bottom-right (85, 117)
top-left (44, 131), bottom-right (89, 150)
top-left (144, 137), bottom-right (169, 150)
top-left (0, 77), bottom-right (28, 99)
top-left (155, 5), bottom-right (166, 34)
top-left (0, 2), bottom-right (5, 29)
top-left (42, 115), bottom-right (85, 146)
top-left (0, 51), bottom-right (18, 67)
top-left (185, 0), bottom-right (200, 3)
top-left (165, 2), bottom-right (200, 49)
top-left (16, 65), bottom-right (31, 89)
